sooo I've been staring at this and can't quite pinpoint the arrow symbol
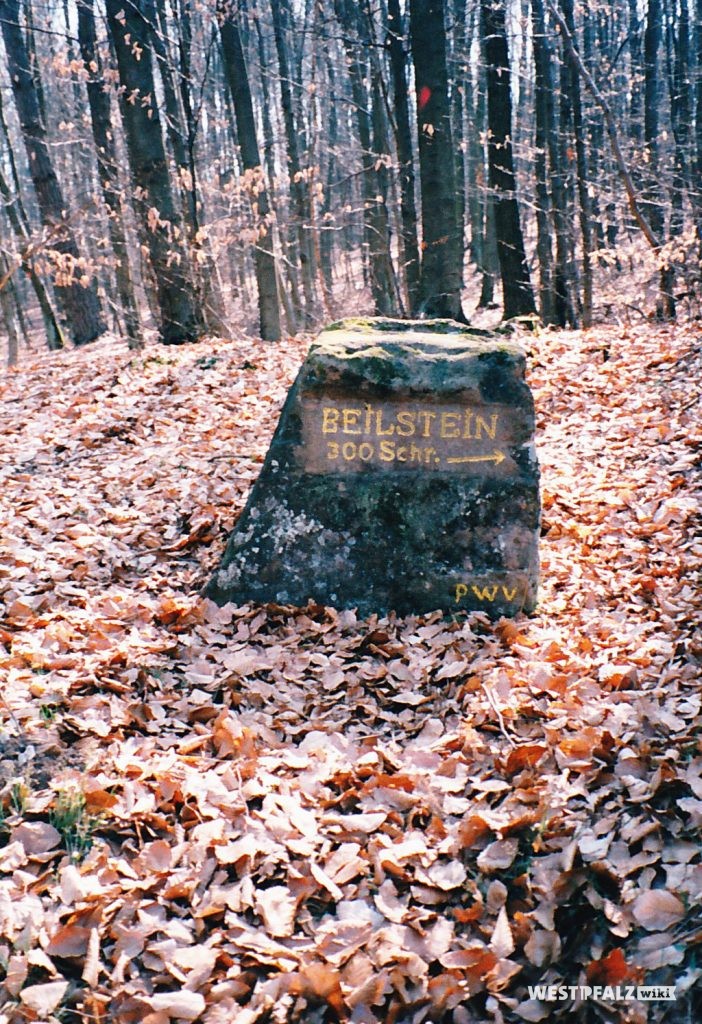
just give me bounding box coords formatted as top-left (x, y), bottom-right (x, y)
top-left (446, 449), bottom-right (506, 466)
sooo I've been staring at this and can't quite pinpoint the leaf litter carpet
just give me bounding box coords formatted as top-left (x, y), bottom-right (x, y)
top-left (0, 322), bottom-right (700, 1024)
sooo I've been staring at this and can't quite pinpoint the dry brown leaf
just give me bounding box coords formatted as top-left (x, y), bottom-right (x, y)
top-left (514, 999), bottom-right (551, 1021)
top-left (4, 954), bottom-right (28, 997)
top-left (477, 839), bottom-right (518, 873)
top-left (490, 906), bottom-right (515, 958)
top-left (46, 924), bottom-right (92, 958)
top-left (19, 980), bottom-right (69, 1015)
top-left (632, 889), bottom-right (685, 930)
top-left (255, 885), bottom-right (297, 937)
top-left (11, 821), bottom-right (61, 855)
top-left (147, 991), bottom-right (206, 1020)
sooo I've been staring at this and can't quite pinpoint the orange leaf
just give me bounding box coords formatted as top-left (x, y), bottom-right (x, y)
top-left (586, 948), bottom-right (631, 985)
top-left (505, 744), bottom-right (548, 774)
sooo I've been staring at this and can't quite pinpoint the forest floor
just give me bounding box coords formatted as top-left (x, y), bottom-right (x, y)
top-left (0, 318), bottom-right (701, 1024)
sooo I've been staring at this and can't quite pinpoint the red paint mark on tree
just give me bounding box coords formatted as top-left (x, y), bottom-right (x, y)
top-left (418, 85), bottom-right (431, 110)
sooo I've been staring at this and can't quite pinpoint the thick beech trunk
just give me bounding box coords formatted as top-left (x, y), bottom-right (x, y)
top-left (409, 0), bottom-right (466, 320)
top-left (77, 0), bottom-right (140, 347)
top-left (105, 0), bottom-right (205, 344)
top-left (386, 0), bottom-right (420, 311)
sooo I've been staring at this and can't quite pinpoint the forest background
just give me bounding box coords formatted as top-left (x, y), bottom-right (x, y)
top-left (0, 2), bottom-right (701, 1024)
top-left (0, 0), bottom-right (700, 356)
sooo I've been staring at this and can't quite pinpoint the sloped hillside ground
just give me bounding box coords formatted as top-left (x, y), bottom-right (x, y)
top-left (0, 319), bottom-right (700, 1024)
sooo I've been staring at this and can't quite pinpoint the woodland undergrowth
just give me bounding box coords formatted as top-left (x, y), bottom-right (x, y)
top-left (0, 319), bottom-right (700, 1024)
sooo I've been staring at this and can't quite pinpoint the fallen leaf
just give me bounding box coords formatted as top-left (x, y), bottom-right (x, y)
top-left (632, 890), bottom-right (685, 930)
top-left (477, 839), bottom-right (518, 873)
top-left (255, 885), bottom-right (297, 937)
top-left (147, 991), bottom-right (206, 1020)
top-left (490, 907), bottom-right (515, 958)
top-left (19, 981), bottom-right (69, 1015)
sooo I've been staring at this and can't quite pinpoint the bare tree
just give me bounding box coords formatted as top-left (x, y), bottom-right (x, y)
top-left (409, 0), bottom-right (466, 320)
top-left (105, 0), bottom-right (206, 344)
top-left (217, 0), bottom-right (281, 342)
top-left (480, 0), bottom-right (535, 319)
top-left (0, 0), bottom-right (105, 345)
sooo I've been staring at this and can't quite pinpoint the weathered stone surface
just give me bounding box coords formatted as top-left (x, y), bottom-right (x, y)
top-left (206, 318), bottom-right (540, 617)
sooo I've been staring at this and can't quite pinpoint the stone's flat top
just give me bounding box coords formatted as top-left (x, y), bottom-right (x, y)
top-left (303, 317), bottom-right (527, 395)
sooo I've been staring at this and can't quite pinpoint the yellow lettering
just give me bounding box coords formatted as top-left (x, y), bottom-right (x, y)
top-left (462, 411), bottom-right (474, 439)
top-left (342, 407), bottom-right (362, 434)
top-left (396, 410), bottom-right (416, 436)
top-left (358, 442), bottom-right (374, 461)
top-left (417, 411), bottom-right (436, 437)
top-left (396, 446), bottom-right (407, 462)
top-left (440, 412), bottom-right (461, 438)
top-left (379, 440), bottom-right (396, 461)
top-left (342, 442), bottom-right (357, 461)
top-left (502, 586), bottom-right (518, 601)
top-left (471, 585), bottom-right (499, 602)
top-left (375, 409), bottom-right (395, 436)
top-left (409, 443), bottom-right (424, 462)
top-left (326, 441), bottom-right (340, 460)
top-left (455, 583), bottom-right (468, 603)
top-left (364, 403), bottom-right (374, 434)
top-left (475, 413), bottom-right (499, 440)
top-left (425, 446), bottom-right (437, 464)
top-left (322, 406), bottom-right (340, 433)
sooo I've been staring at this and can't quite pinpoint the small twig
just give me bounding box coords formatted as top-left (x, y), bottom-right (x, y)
top-left (481, 685), bottom-right (517, 747)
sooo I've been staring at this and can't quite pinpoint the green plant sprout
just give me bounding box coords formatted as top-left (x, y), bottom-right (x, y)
top-left (50, 789), bottom-right (103, 862)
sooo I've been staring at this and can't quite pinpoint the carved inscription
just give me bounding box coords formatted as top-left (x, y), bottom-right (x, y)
top-left (301, 398), bottom-right (523, 474)
top-left (455, 582), bottom-right (519, 604)
top-left (452, 576), bottom-right (530, 608)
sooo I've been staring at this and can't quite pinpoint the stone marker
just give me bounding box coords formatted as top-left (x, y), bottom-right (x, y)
top-left (206, 318), bottom-right (540, 617)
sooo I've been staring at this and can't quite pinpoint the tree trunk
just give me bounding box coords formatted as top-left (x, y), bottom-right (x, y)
top-left (628, 0), bottom-right (644, 142)
top-left (480, 0), bottom-right (535, 319)
top-left (451, 0), bottom-right (468, 297)
top-left (478, 190), bottom-right (499, 308)
top-left (409, 0), bottom-right (466, 320)
top-left (643, 0), bottom-right (675, 318)
top-left (270, 0), bottom-right (316, 326)
top-left (667, 0), bottom-right (691, 243)
top-left (465, 8), bottom-right (484, 273)
top-left (531, 0), bottom-right (556, 325)
top-left (217, 0), bottom-right (281, 341)
top-left (334, 0), bottom-right (398, 316)
top-left (562, 0), bottom-right (594, 327)
top-left (0, 0), bottom-right (105, 346)
top-left (1, 255), bottom-right (19, 366)
top-left (0, 89), bottom-right (63, 349)
top-left (174, 0), bottom-right (227, 333)
top-left (77, 0), bottom-right (141, 348)
top-left (105, 0), bottom-right (205, 344)
top-left (386, 0), bottom-right (420, 311)
top-left (582, 0), bottom-right (605, 250)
